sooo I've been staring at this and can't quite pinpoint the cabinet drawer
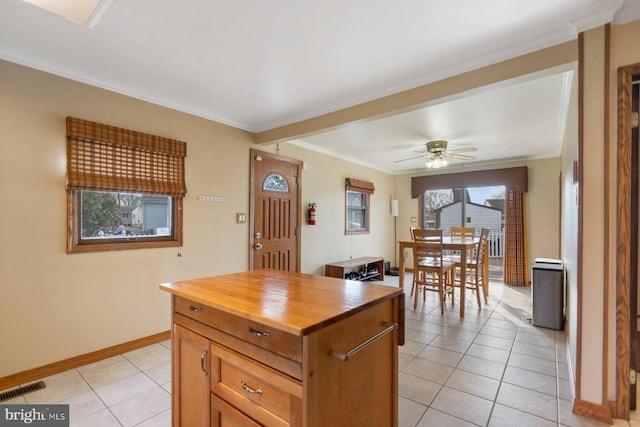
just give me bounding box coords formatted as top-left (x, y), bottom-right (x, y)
top-left (175, 296), bottom-right (302, 363)
top-left (212, 395), bottom-right (261, 427)
top-left (211, 343), bottom-right (302, 427)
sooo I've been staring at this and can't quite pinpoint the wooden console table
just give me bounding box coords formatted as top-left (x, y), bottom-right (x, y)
top-left (325, 256), bottom-right (385, 281)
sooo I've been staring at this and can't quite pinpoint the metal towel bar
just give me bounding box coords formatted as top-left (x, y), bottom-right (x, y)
top-left (330, 322), bottom-right (396, 361)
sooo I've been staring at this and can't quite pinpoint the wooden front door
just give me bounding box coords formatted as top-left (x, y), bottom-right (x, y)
top-left (250, 149), bottom-right (301, 272)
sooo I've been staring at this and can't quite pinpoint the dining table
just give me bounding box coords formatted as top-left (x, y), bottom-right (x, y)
top-left (398, 236), bottom-right (480, 318)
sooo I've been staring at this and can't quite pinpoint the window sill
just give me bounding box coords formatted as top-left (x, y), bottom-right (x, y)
top-left (68, 239), bottom-right (182, 254)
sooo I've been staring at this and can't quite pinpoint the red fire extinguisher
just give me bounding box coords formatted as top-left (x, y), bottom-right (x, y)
top-left (308, 203), bottom-right (317, 225)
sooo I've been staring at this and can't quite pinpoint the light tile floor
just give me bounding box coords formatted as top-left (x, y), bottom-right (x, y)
top-left (390, 274), bottom-right (638, 427)
top-left (1, 342), bottom-right (172, 426)
top-left (2, 275), bottom-right (640, 426)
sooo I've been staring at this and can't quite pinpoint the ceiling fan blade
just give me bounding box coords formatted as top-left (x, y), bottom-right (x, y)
top-left (446, 153), bottom-right (476, 161)
top-left (447, 147), bottom-right (477, 154)
top-left (394, 153), bottom-right (429, 163)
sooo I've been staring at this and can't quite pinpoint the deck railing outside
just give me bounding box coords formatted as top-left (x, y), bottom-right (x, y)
top-left (487, 229), bottom-right (504, 258)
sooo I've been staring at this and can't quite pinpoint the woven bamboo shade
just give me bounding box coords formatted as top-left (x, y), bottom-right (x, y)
top-left (346, 178), bottom-right (375, 194)
top-left (66, 117), bottom-right (187, 196)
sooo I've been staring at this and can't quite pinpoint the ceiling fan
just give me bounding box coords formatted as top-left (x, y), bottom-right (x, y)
top-left (394, 140), bottom-right (477, 168)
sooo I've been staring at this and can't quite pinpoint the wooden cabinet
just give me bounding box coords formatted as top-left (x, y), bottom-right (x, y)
top-left (161, 269), bottom-right (404, 427)
top-left (325, 256), bottom-right (385, 281)
top-left (173, 325), bottom-right (211, 426)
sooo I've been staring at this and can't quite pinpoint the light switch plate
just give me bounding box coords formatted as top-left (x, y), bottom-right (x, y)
top-left (237, 213), bottom-right (247, 223)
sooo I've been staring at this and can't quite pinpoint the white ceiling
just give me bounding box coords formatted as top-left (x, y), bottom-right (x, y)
top-left (292, 65), bottom-right (576, 174)
top-left (2, 0), bottom-right (639, 174)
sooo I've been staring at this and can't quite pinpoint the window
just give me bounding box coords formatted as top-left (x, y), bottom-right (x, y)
top-left (420, 186), bottom-right (505, 232)
top-left (345, 178), bottom-right (374, 234)
top-left (66, 117), bottom-right (187, 253)
top-left (346, 190), bottom-right (368, 233)
top-left (421, 189), bottom-right (455, 230)
top-left (263, 173), bottom-right (288, 192)
top-left (78, 191), bottom-right (173, 240)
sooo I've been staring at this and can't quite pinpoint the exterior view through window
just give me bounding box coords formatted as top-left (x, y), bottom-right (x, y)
top-left (422, 186), bottom-right (506, 279)
top-left (80, 191), bottom-right (172, 241)
top-left (346, 190), bottom-right (369, 234)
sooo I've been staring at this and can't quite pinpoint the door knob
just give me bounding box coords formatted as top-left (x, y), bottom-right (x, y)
top-left (255, 243), bottom-right (263, 250)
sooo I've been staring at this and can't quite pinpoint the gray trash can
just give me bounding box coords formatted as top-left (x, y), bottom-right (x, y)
top-left (532, 258), bottom-right (564, 330)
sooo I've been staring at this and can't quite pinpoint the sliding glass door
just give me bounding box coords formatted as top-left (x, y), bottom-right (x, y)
top-left (421, 186), bottom-right (505, 280)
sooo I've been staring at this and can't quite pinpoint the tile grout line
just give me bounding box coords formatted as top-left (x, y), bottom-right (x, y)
top-left (420, 283), bottom-right (560, 426)
top-left (402, 282), bottom-right (467, 426)
top-left (493, 291), bottom-right (563, 426)
top-left (115, 347), bottom-right (173, 426)
top-left (479, 285), bottom-right (523, 427)
top-left (446, 285), bottom-right (536, 425)
top-left (403, 276), bottom-right (497, 426)
top-left (69, 347), bottom-right (172, 426)
top-left (412, 283), bottom-right (509, 426)
top-left (76, 368), bottom-right (125, 427)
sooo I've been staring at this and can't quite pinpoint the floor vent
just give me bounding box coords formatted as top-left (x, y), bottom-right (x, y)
top-left (0, 381), bottom-right (46, 401)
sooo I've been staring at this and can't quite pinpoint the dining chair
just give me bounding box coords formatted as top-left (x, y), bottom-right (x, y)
top-left (454, 227), bottom-right (490, 306)
top-left (409, 226), bottom-right (418, 241)
top-left (450, 227), bottom-right (475, 239)
top-left (408, 226), bottom-right (418, 296)
top-left (412, 229), bottom-right (456, 313)
top-left (449, 227), bottom-right (475, 261)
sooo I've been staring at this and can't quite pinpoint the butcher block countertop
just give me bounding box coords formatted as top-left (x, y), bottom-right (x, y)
top-left (159, 268), bottom-right (404, 337)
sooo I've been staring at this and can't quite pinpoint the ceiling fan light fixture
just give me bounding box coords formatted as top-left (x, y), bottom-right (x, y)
top-left (426, 153), bottom-right (448, 168)
top-left (394, 139), bottom-right (475, 166)
top-left (427, 140), bottom-right (448, 154)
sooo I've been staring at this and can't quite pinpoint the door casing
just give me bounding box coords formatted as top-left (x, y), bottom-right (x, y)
top-left (249, 149), bottom-right (302, 272)
top-left (615, 63), bottom-right (640, 420)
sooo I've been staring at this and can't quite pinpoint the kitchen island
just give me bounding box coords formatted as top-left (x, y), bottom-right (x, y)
top-left (160, 268), bottom-right (404, 427)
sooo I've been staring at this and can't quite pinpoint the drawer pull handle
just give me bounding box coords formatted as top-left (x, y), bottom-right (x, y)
top-left (189, 305), bottom-right (204, 313)
top-left (248, 326), bottom-right (270, 337)
top-left (200, 348), bottom-right (208, 376)
top-left (330, 322), bottom-right (396, 362)
top-left (241, 380), bottom-right (263, 395)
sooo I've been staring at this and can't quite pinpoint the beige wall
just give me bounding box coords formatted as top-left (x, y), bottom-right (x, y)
top-left (0, 59), bottom-right (395, 377)
top-left (0, 60), bottom-right (253, 376)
